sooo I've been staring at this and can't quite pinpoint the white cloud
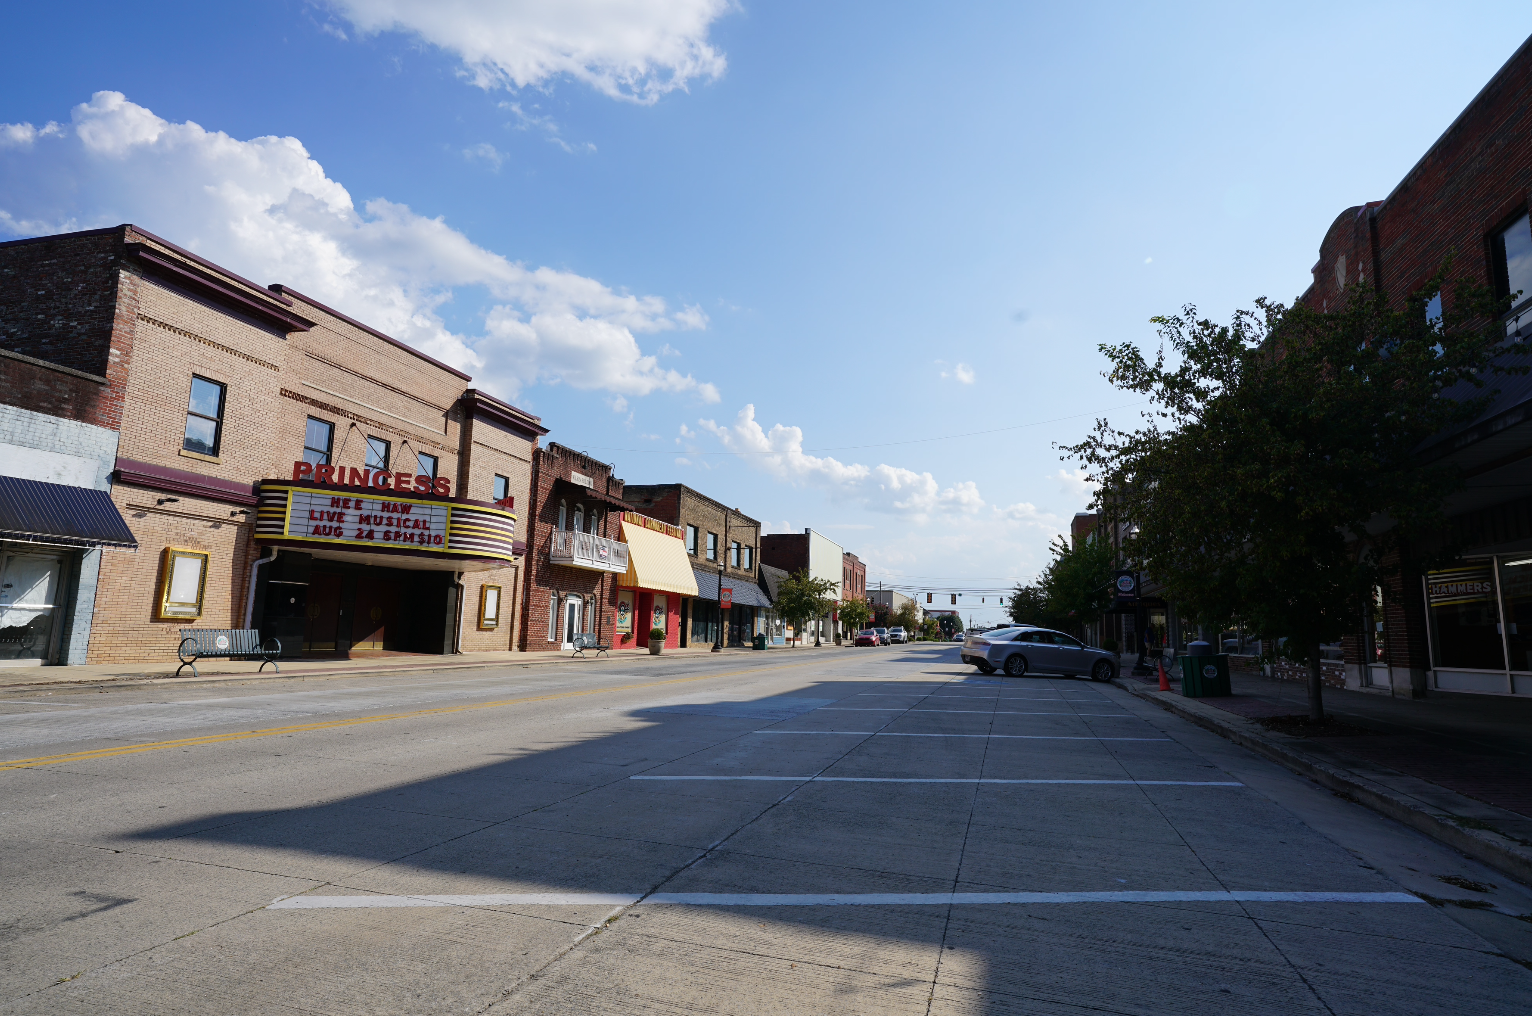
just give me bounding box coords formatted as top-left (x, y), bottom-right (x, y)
top-left (1053, 467), bottom-right (1098, 505)
top-left (605, 395), bottom-right (629, 413)
top-left (463, 142), bottom-right (505, 169)
top-left (698, 404), bottom-right (987, 521)
top-left (500, 101), bottom-right (596, 154)
top-left (0, 121), bottom-right (63, 148)
top-left (327, 0), bottom-right (730, 104)
top-left (935, 359), bottom-right (975, 384)
top-left (0, 91), bottom-right (717, 404)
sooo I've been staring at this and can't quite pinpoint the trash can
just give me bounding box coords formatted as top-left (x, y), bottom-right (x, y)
top-left (1179, 653), bottom-right (1231, 697)
top-left (752, 634), bottom-right (767, 651)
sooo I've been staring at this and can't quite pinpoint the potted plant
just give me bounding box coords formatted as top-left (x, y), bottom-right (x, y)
top-left (648, 627), bottom-right (666, 655)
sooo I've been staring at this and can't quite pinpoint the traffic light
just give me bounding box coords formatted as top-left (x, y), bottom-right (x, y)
top-left (926, 593), bottom-right (932, 603)
top-left (950, 594), bottom-right (957, 605)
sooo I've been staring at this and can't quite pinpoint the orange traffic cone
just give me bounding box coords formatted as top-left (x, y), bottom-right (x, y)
top-left (1158, 658), bottom-right (1171, 692)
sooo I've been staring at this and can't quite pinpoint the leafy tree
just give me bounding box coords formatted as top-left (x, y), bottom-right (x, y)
top-left (935, 613), bottom-right (963, 637)
top-left (1065, 268), bottom-right (1521, 720)
top-left (775, 570), bottom-right (839, 647)
top-left (1006, 584), bottom-right (1051, 627)
top-left (838, 596), bottom-right (872, 632)
top-left (891, 598), bottom-right (921, 632)
top-left (1006, 534), bottom-right (1114, 637)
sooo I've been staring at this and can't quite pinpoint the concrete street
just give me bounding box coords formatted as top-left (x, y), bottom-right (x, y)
top-left (3, 644), bottom-right (1531, 1014)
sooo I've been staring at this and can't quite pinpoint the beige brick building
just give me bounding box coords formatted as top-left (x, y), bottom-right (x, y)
top-left (0, 224), bottom-right (545, 665)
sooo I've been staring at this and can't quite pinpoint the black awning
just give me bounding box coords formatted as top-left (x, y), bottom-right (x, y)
top-left (692, 567), bottom-right (774, 608)
top-left (0, 475), bottom-right (138, 549)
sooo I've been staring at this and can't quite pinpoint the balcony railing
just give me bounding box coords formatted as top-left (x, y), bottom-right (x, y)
top-left (549, 530), bottom-right (630, 574)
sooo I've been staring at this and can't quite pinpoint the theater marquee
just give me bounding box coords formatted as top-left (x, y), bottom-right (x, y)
top-left (255, 473), bottom-right (518, 565)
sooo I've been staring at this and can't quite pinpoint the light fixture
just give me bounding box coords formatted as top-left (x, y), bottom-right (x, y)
top-left (156, 497), bottom-right (180, 506)
top-left (1503, 558), bottom-right (1532, 568)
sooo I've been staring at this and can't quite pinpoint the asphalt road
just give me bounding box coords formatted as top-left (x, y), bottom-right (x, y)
top-left (3, 644), bottom-right (1531, 1014)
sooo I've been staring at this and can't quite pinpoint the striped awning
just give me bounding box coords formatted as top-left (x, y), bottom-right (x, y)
top-left (0, 475), bottom-right (138, 549)
top-left (618, 520), bottom-right (699, 596)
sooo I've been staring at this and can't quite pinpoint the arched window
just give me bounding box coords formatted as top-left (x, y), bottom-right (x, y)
top-left (588, 509), bottom-right (599, 534)
top-left (573, 505), bottom-right (584, 534)
top-left (558, 499), bottom-right (567, 531)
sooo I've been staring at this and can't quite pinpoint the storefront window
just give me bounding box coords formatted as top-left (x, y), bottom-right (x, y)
top-left (1498, 557), bottom-right (1532, 673)
top-left (1369, 585), bottom-right (1387, 664)
top-left (1426, 563), bottom-right (1505, 670)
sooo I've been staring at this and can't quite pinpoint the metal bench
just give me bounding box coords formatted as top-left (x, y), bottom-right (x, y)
top-left (571, 632), bottom-right (610, 658)
top-left (176, 628), bottom-right (282, 677)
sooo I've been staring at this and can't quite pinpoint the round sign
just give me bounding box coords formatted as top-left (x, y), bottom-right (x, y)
top-left (1202, 664), bottom-right (1218, 678)
top-left (214, 635), bottom-right (230, 650)
top-left (1116, 575), bottom-right (1135, 593)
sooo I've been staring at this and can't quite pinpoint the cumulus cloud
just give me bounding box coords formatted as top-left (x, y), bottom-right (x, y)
top-left (327, 0), bottom-right (730, 103)
top-left (0, 91), bottom-right (717, 403)
top-left (462, 141), bottom-right (506, 169)
top-left (935, 359), bottom-right (975, 384)
top-left (698, 405), bottom-right (987, 521)
top-left (1054, 467), bottom-right (1098, 504)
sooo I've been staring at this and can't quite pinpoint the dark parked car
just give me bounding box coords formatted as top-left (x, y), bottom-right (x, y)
top-left (960, 626), bottom-right (1117, 681)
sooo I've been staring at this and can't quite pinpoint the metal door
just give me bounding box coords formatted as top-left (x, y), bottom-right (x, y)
top-left (0, 552), bottom-right (64, 663)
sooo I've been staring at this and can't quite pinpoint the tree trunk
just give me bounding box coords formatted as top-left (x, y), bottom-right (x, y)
top-left (1308, 640), bottom-right (1325, 723)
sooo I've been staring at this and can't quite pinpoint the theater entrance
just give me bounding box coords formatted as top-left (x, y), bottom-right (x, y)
top-left (259, 552), bottom-right (455, 657)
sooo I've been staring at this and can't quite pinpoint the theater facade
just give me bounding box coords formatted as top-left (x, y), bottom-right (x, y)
top-left (0, 224), bottom-right (545, 664)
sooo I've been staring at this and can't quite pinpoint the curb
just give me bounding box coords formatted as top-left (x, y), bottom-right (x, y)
top-left (0, 644), bottom-right (850, 696)
top-left (1114, 677), bottom-right (1532, 887)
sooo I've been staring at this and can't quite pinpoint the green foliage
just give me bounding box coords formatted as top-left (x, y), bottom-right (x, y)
top-left (935, 613), bottom-right (963, 636)
top-left (1064, 266), bottom-right (1522, 718)
top-left (1007, 534), bottom-right (1114, 635)
top-left (775, 570), bottom-right (839, 643)
top-left (649, 627), bottom-right (666, 639)
top-left (838, 596), bottom-right (872, 631)
top-left (891, 598), bottom-right (921, 631)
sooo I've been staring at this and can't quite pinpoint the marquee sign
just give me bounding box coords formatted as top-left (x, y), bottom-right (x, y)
top-left (254, 479), bottom-right (517, 563)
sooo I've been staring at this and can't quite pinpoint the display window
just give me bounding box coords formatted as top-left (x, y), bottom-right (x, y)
top-left (479, 584), bottom-right (501, 629)
top-left (1426, 563), bottom-right (1506, 671)
top-left (157, 548), bottom-right (209, 620)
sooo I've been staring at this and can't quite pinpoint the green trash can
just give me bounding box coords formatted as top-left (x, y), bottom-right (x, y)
top-left (752, 634), bottom-right (767, 651)
top-left (1179, 654), bottom-right (1231, 697)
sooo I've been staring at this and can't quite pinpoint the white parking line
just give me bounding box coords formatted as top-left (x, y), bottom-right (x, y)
top-left (820, 708), bottom-right (1133, 716)
top-left (631, 776), bottom-right (1243, 786)
top-left (751, 731), bottom-right (1171, 741)
top-left (268, 890), bottom-right (1424, 910)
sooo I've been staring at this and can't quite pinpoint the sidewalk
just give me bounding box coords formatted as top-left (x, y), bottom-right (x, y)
top-left (0, 642), bottom-right (847, 693)
top-left (1117, 668), bottom-right (1532, 885)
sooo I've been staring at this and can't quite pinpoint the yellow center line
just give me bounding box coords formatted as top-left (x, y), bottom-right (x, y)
top-left (0, 659), bottom-right (830, 771)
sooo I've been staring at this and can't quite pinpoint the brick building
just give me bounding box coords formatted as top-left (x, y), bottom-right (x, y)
top-left (520, 446), bottom-right (697, 653)
top-left (622, 483), bottom-right (765, 647)
top-left (1298, 35), bottom-right (1532, 698)
top-left (0, 224), bottom-right (541, 665)
top-left (842, 551), bottom-right (866, 603)
top-left (761, 527), bottom-right (845, 643)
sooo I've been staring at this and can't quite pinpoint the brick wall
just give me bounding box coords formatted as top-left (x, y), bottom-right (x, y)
top-left (761, 533), bottom-right (809, 576)
top-left (622, 483), bottom-right (760, 588)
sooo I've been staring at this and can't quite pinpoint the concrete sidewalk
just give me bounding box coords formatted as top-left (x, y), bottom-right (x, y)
top-left (0, 642), bottom-right (851, 693)
top-left (1117, 669), bottom-right (1532, 885)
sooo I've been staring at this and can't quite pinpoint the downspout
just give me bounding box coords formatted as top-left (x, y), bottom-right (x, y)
top-left (452, 571), bottom-right (465, 654)
top-left (243, 547), bottom-right (278, 630)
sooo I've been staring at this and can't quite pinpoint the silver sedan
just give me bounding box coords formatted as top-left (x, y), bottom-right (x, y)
top-left (960, 626), bottom-right (1117, 681)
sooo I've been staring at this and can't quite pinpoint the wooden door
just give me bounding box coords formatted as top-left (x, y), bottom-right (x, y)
top-left (304, 573), bottom-right (343, 651)
top-left (353, 578), bottom-right (402, 650)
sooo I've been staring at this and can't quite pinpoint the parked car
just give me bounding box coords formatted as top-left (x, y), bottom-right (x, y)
top-left (873, 627), bottom-right (890, 645)
top-left (887, 627), bottom-right (907, 644)
top-left (960, 626), bottom-right (1117, 681)
top-left (855, 629), bottom-right (879, 647)
top-left (950, 631), bottom-right (965, 642)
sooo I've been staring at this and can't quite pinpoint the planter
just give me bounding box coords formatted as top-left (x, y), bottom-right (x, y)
top-left (648, 644), bottom-right (663, 655)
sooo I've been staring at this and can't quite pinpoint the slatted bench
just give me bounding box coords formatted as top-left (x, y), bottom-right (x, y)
top-left (176, 628), bottom-right (282, 677)
top-left (571, 632), bottom-right (610, 658)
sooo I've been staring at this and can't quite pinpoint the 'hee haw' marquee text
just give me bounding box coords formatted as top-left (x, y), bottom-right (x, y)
top-left (289, 488), bottom-right (452, 549)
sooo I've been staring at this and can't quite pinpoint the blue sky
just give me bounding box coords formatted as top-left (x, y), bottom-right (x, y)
top-left (4, 2), bottom-right (1528, 625)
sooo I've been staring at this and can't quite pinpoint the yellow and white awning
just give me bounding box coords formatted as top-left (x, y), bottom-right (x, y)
top-left (618, 520), bottom-right (699, 596)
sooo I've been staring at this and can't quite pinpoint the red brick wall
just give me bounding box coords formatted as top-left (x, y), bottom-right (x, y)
top-left (761, 534), bottom-right (808, 575)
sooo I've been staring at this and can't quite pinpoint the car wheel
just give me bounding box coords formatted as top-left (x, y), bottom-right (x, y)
top-left (1003, 654), bottom-right (1027, 677)
top-left (975, 661), bottom-right (996, 674)
top-left (1091, 660), bottom-right (1114, 682)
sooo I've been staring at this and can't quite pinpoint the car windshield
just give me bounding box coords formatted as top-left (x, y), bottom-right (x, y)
top-left (874, 628), bottom-right (887, 633)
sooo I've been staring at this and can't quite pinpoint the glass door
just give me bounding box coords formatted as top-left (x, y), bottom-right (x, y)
top-left (0, 552), bottom-right (64, 663)
top-left (562, 595), bottom-right (583, 650)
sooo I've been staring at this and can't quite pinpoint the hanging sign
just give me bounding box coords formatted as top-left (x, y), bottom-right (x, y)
top-left (720, 586), bottom-right (733, 609)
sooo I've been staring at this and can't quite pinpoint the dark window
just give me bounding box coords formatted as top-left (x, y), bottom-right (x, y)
top-left (493, 475), bottom-right (510, 502)
top-left (730, 541), bottom-right (740, 568)
top-left (366, 436), bottom-right (390, 470)
top-left (686, 525), bottom-right (698, 555)
top-left (416, 452), bottom-right (437, 478)
top-left (183, 376), bottom-right (226, 456)
top-left (706, 532), bottom-right (717, 561)
top-left (743, 546), bottom-right (753, 571)
top-left (303, 417), bottom-right (333, 466)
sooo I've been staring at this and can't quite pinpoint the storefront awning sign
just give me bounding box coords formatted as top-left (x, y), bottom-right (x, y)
top-left (618, 520), bottom-right (699, 596)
